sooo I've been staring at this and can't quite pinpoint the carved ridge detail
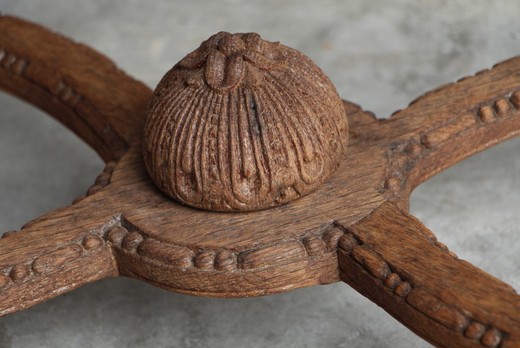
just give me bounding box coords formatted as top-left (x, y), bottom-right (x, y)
top-left (143, 32), bottom-right (348, 212)
top-left (106, 221), bottom-right (237, 271)
top-left (0, 49), bottom-right (28, 75)
top-left (337, 227), bottom-right (505, 347)
top-left (383, 88), bottom-right (520, 199)
top-left (0, 225), bottom-right (111, 290)
top-left (380, 88), bottom-right (520, 259)
top-left (178, 32), bottom-right (286, 94)
top-left (0, 213), bottom-right (509, 348)
top-left (0, 47), bottom-right (126, 157)
top-left (52, 78), bottom-right (83, 108)
top-left (106, 219), bottom-right (346, 272)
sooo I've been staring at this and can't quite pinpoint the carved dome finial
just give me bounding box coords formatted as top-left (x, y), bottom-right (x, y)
top-left (143, 32), bottom-right (348, 211)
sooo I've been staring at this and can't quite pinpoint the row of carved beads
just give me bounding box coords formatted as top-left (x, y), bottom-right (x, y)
top-left (105, 225), bottom-right (238, 271)
top-left (0, 233), bottom-right (105, 289)
top-left (0, 49), bottom-right (28, 75)
top-left (105, 221), bottom-right (352, 273)
top-left (72, 161), bottom-right (117, 204)
top-left (385, 89), bottom-right (520, 197)
top-left (337, 230), bottom-right (503, 348)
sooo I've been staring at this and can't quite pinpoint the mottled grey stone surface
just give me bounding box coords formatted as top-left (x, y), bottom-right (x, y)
top-left (0, 1), bottom-right (519, 347)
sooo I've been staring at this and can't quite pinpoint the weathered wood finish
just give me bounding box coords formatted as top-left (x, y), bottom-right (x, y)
top-left (339, 202), bottom-right (520, 347)
top-left (376, 56), bottom-right (520, 209)
top-left (1, 15), bottom-right (520, 347)
top-left (143, 31), bottom-right (348, 211)
top-left (0, 15), bottom-right (152, 161)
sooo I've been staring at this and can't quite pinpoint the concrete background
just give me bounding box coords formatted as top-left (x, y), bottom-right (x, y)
top-left (1, 1), bottom-right (519, 347)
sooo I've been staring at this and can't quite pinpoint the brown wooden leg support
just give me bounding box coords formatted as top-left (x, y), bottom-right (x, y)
top-left (339, 202), bottom-right (520, 347)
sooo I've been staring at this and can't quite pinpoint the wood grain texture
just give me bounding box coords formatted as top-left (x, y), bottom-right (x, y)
top-left (0, 102), bottom-right (382, 310)
top-left (367, 56), bottom-right (520, 209)
top-left (1, 16), bottom-right (520, 347)
top-left (0, 193), bottom-right (119, 316)
top-left (89, 104), bottom-right (385, 297)
top-left (339, 202), bottom-right (520, 348)
top-left (0, 15), bottom-right (152, 161)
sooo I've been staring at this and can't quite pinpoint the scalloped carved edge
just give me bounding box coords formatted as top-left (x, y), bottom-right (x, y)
top-left (0, 49), bottom-right (28, 75)
top-left (337, 227), bottom-right (505, 348)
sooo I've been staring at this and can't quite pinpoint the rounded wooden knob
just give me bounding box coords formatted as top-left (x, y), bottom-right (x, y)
top-left (143, 32), bottom-right (348, 211)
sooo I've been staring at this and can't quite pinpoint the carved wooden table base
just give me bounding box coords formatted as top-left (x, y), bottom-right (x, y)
top-left (1, 15), bottom-right (519, 348)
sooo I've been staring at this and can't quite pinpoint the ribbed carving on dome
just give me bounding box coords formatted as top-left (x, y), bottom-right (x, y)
top-left (143, 32), bottom-right (348, 211)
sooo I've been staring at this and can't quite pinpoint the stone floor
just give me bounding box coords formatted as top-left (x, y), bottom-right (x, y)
top-left (0, 1), bottom-right (519, 347)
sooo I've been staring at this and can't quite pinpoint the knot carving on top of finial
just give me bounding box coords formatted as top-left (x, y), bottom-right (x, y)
top-left (178, 32), bottom-right (286, 93)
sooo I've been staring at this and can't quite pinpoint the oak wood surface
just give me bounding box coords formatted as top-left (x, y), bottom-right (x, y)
top-left (1, 14), bottom-right (519, 348)
top-left (143, 31), bottom-right (349, 211)
top-left (0, 15), bottom-right (152, 161)
top-left (339, 202), bottom-right (520, 347)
